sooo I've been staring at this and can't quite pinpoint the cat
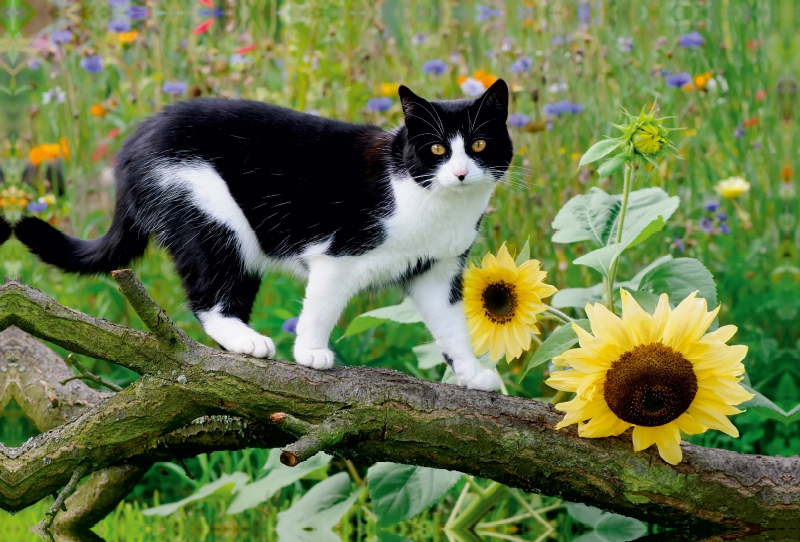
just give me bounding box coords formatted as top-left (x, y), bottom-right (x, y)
top-left (0, 217), bottom-right (10, 246)
top-left (15, 79), bottom-right (513, 391)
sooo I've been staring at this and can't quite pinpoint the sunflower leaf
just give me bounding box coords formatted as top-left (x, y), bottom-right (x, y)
top-left (741, 385), bottom-right (800, 425)
top-left (578, 139), bottom-right (621, 167)
top-left (412, 342), bottom-right (446, 369)
top-left (525, 319), bottom-right (592, 375)
top-left (340, 298), bottom-right (423, 340)
top-left (637, 257), bottom-right (717, 309)
top-left (515, 238), bottom-right (531, 266)
top-left (596, 154), bottom-right (628, 177)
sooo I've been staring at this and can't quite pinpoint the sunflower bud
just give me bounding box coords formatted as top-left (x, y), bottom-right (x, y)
top-left (631, 124), bottom-right (666, 156)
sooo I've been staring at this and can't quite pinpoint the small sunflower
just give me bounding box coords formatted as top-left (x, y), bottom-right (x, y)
top-left (714, 176), bottom-right (751, 200)
top-left (546, 289), bottom-right (753, 465)
top-left (464, 244), bottom-right (557, 362)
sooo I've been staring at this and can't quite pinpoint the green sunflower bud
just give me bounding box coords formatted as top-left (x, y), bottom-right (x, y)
top-left (631, 124), bottom-right (667, 156)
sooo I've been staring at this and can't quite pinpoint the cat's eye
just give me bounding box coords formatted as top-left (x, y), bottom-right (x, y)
top-left (431, 144), bottom-right (446, 155)
top-left (471, 140), bottom-right (487, 152)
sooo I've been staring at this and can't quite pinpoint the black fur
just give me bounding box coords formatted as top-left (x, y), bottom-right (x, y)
top-left (0, 217), bottom-right (11, 245)
top-left (16, 81), bottom-right (513, 324)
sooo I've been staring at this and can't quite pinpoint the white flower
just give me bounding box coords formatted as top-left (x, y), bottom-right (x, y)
top-left (548, 81), bottom-right (569, 93)
top-left (460, 77), bottom-right (486, 97)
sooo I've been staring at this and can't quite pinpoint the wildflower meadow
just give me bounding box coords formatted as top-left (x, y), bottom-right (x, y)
top-left (0, 0), bottom-right (797, 541)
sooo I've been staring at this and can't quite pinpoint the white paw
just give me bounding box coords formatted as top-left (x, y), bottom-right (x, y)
top-left (294, 346), bottom-right (335, 370)
top-left (459, 368), bottom-right (502, 391)
top-left (219, 330), bottom-right (276, 358)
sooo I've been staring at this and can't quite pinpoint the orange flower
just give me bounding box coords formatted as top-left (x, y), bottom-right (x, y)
top-left (781, 163), bottom-right (793, 182)
top-left (91, 104), bottom-right (107, 117)
top-left (743, 116), bottom-right (759, 128)
top-left (458, 74), bottom-right (467, 85)
top-left (693, 72), bottom-right (713, 91)
top-left (59, 137), bottom-right (70, 160)
top-left (473, 69), bottom-right (497, 88)
top-left (29, 144), bottom-right (62, 166)
top-left (118, 30), bottom-right (139, 44)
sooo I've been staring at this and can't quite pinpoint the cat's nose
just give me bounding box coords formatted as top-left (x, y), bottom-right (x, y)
top-left (453, 167), bottom-right (468, 181)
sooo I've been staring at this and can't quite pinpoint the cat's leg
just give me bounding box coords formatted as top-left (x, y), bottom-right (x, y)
top-left (407, 258), bottom-right (501, 391)
top-left (293, 256), bottom-right (359, 370)
top-left (168, 223), bottom-right (275, 358)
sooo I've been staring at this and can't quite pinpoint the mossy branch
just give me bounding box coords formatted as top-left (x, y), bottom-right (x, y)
top-left (0, 276), bottom-right (798, 537)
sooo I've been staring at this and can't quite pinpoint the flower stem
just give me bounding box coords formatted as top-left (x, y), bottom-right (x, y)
top-left (544, 304), bottom-right (573, 323)
top-left (606, 162), bottom-right (634, 312)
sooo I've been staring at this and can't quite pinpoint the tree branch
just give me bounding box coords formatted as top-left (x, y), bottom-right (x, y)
top-left (0, 277), bottom-right (797, 536)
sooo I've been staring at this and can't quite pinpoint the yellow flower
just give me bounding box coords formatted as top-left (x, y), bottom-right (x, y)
top-left (694, 72), bottom-right (713, 91)
top-left (464, 244), bottom-right (557, 362)
top-left (118, 29), bottom-right (139, 44)
top-left (29, 144), bottom-right (62, 166)
top-left (546, 290), bottom-right (753, 465)
top-left (380, 82), bottom-right (400, 97)
top-left (91, 104), bottom-right (107, 117)
top-left (631, 123), bottom-right (666, 155)
top-left (714, 176), bottom-right (750, 200)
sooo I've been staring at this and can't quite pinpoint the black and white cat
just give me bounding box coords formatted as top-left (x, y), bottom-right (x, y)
top-left (16, 79), bottom-right (513, 391)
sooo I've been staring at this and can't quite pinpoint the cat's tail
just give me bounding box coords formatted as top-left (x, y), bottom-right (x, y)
top-left (15, 205), bottom-right (149, 274)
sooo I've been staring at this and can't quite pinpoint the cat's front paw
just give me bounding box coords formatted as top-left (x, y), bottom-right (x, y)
top-left (457, 366), bottom-right (502, 391)
top-left (294, 345), bottom-right (335, 370)
top-left (218, 330), bottom-right (276, 358)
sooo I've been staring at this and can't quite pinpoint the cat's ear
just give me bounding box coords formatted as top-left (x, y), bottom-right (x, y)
top-left (476, 79), bottom-right (509, 119)
top-left (398, 85), bottom-right (437, 135)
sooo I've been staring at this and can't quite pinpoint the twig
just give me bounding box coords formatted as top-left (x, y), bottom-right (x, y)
top-left (270, 412), bottom-right (357, 466)
top-left (42, 466), bottom-right (86, 539)
top-left (60, 354), bottom-right (123, 392)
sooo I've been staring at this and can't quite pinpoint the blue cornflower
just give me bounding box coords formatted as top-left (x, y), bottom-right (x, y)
top-left (665, 72), bottom-right (691, 87)
top-left (734, 126), bottom-right (744, 138)
top-left (679, 32), bottom-right (704, 48)
top-left (27, 201), bottom-right (48, 213)
top-left (720, 223), bottom-right (731, 235)
top-left (577, 3), bottom-right (590, 23)
top-left (199, 8), bottom-right (224, 16)
top-left (704, 201), bottom-right (720, 212)
top-left (545, 118), bottom-right (554, 131)
top-left (80, 56), bottom-right (104, 73)
top-left (163, 81), bottom-right (187, 95)
top-left (230, 54), bottom-right (245, 65)
top-left (108, 19), bottom-right (131, 32)
top-left (544, 100), bottom-right (583, 116)
top-left (717, 212), bottom-right (728, 221)
top-left (508, 113), bottom-right (529, 128)
top-left (617, 37), bottom-right (633, 53)
top-left (551, 35), bottom-right (566, 45)
top-left (660, 69), bottom-right (671, 77)
top-left (282, 317), bottom-right (299, 334)
top-left (367, 97), bottom-right (392, 112)
top-left (412, 32), bottom-right (426, 45)
top-left (127, 6), bottom-right (149, 19)
top-left (509, 56), bottom-right (532, 72)
top-left (50, 30), bottom-right (73, 45)
top-left (699, 217), bottom-right (715, 233)
top-left (753, 140), bottom-right (762, 150)
top-left (422, 59), bottom-right (447, 76)
top-left (673, 238), bottom-right (685, 253)
top-left (108, 0), bottom-right (129, 5)
top-left (28, 59), bottom-right (41, 70)
top-left (477, 5), bottom-right (502, 21)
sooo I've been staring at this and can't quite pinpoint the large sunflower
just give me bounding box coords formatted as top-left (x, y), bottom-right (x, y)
top-left (464, 244), bottom-right (557, 362)
top-left (545, 289), bottom-right (753, 464)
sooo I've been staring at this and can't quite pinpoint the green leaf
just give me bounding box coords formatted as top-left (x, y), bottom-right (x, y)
top-left (627, 215), bottom-right (666, 248)
top-left (594, 513), bottom-right (648, 541)
top-left (276, 472), bottom-right (359, 542)
top-left (628, 255), bottom-right (673, 288)
top-left (551, 285), bottom-right (605, 309)
top-left (525, 320), bottom-right (592, 375)
top-left (741, 385), bottom-right (800, 425)
top-left (227, 451), bottom-right (333, 514)
top-left (412, 342), bottom-right (445, 369)
top-left (578, 139), bottom-right (621, 167)
top-left (143, 472), bottom-right (250, 516)
top-left (596, 154), bottom-right (628, 177)
top-left (637, 257), bottom-right (717, 309)
top-left (340, 298), bottom-right (423, 339)
top-left (368, 463), bottom-right (463, 526)
top-left (515, 237), bottom-right (531, 266)
top-left (551, 187), bottom-right (617, 245)
top-left (571, 189), bottom-right (679, 279)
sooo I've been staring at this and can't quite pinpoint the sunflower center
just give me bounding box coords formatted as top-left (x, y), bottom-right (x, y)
top-left (481, 281), bottom-right (517, 324)
top-left (603, 343), bottom-right (698, 427)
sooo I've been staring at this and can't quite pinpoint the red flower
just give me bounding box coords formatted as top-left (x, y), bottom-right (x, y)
top-left (198, 0), bottom-right (215, 6)
top-left (754, 89), bottom-right (767, 101)
top-left (91, 143), bottom-right (109, 162)
top-left (236, 43), bottom-right (258, 54)
top-left (743, 116), bottom-right (758, 128)
top-left (193, 19), bottom-right (214, 34)
top-left (108, 127), bottom-right (121, 139)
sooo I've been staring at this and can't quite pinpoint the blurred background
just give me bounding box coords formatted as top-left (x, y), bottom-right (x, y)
top-left (0, 0), bottom-right (797, 540)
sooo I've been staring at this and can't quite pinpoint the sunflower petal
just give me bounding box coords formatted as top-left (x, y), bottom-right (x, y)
top-left (632, 426), bottom-right (658, 451)
top-left (654, 424), bottom-right (683, 464)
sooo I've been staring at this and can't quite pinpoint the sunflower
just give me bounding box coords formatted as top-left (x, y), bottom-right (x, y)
top-left (464, 244), bottom-right (557, 362)
top-left (545, 289), bottom-right (753, 465)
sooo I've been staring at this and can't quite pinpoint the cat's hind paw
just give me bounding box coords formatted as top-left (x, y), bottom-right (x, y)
top-left (460, 368), bottom-right (502, 392)
top-left (220, 330), bottom-right (276, 359)
top-left (294, 346), bottom-right (335, 370)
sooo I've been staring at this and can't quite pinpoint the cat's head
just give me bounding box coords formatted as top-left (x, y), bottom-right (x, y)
top-left (397, 79), bottom-right (512, 189)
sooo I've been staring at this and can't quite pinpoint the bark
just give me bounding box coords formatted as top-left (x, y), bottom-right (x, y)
top-left (0, 274), bottom-right (798, 538)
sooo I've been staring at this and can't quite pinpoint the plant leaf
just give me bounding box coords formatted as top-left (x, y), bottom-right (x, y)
top-left (368, 463), bottom-right (463, 526)
top-left (412, 342), bottom-right (446, 369)
top-left (637, 257), bottom-right (717, 310)
top-left (143, 472), bottom-right (250, 516)
top-left (276, 472), bottom-right (359, 542)
top-left (515, 237), bottom-right (531, 266)
top-left (578, 139), bottom-right (621, 167)
top-left (596, 154), bottom-right (628, 177)
top-left (340, 298), bottom-right (423, 339)
top-left (525, 320), bottom-right (592, 375)
top-left (741, 385), bottom-right (800, 424)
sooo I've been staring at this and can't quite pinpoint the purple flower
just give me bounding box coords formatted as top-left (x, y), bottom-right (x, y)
top-left (717, 212), bottom-right (728, 221)
top-left (230, 53), bottom-right (245, 65)
top-left (673, 238), bottom-right (685, 253)
top-left (699, 217), bottom-right (715, 233)
top-left (552, 35), bottom-right (566, 46)
top-left (108, 0), bottom-right (129, 5)
top-left (617, 37), bottom-right (633, 53)
top-left (282, 317), bottom-right (299, 334)
top-left (477, 5), bottom-right (502, 21)
top-left (460, 78), bottom-right (486, 97)
top-left (80, 56), bottom-right (104, 73)
top-left (734, 126), bottom-right (745, 138)
top-left (422, 59), bottom-right (447, 76)
top-left (163, 81), bottom-right (187, 95)
top-left (665, 72), bottom-right (691, 87)
top-left (704, 201), bottom-right (720, 212)
top-left (28, 59), bottom-right (41, 69)
top-left (509, 56), bottom-right (532, 72)
top-left (753, 140), bottom-right (761, 150)
top-left (679, 32), bottom-right (704, 48)
top-left (508, 113), bottom-right (529, 128)
top-left (367, 97), bottom-right (392, 112)
top-left (50, 30), bottom-right (73, 45)
top-left (720, 223), bottom-right (731, 235)
top-left (199, 8), bottom-right (224, 16)
top-left (544, 100), bottom-right (583, 116)
top-left (27, 201), bottom-right (48, 213)
top-left (545, 118), bottom-right (554, 131)
top-left (412, 32), bottom-right (426, 45)
top-left (127, 6), bottom-right (149, 19)
top-left (577, 3), bottom-right (590, 22)
top-left (660, 68), bottom-right (671, 77)
top-left (108, 19), bottom-right (131, 32)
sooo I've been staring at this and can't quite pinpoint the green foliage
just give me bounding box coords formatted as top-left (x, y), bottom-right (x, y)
top-left (525, 320), bottom-right (591, 374)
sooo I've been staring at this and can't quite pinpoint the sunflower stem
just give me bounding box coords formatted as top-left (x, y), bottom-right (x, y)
top-left (544, 305), bottom-right (573, 323)
top-left (606, 161), bottom-right (634, 312)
